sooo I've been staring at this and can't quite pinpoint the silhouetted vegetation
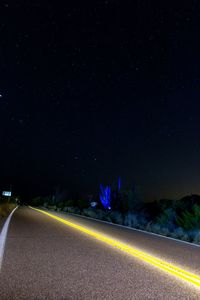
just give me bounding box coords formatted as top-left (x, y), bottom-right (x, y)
top-left (30, 182), bottom-right (200, 245)
top-left (0, 196), bottom-right (17, 218)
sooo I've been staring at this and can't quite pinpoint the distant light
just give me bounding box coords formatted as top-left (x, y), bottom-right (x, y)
top-left (2, 191), bottom-right (11, 197)
top-left (91, 201), bottom-right (97, 208)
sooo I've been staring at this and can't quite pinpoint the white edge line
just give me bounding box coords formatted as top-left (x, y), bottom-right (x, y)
top-left (0, 206), bottom-right (18, 270)
top-left (41, 207), bottom-right (200, 248)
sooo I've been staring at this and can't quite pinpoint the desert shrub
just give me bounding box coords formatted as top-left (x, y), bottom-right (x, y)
top-left (150, 224), bottom-right (161, 234)
top-left (99, 210), bottom-right (112, 222)
top-left (82, 208), bottom-right (99, 219)
top-left (76, 198), bottom-right (90, 210)
top-left (65, 207), bottom-right (80, 214)
top-left (64, 199), bottom-right (76, 207)
top-left (57, 201), bottom-right (65, 210)
top-left (156, 208), bottom-right (176, 231)
top-left (54, 199), bottom-right (78, 210)
top-left (176, 195), bottom-right (200, 215)
top-left (181, 233), bottom-right (190, 242)
top-left (176, 204), bottom-right (200, 230)
top-left (160, 227), bottom-right (170, 236)
top-left (93, 209), bottom-right (112, 222)
top-left (170, 227), bottom-right (186, 239)
top-left (124, 212), bottom-right (139, 228)
top-left (193, 231), bottom-right (200, 244)
top-left (109, 211), bottom-right (124, 225)
top-left (145, 221), bottom-right (153, 231)
top-left (81, 208), bottom-right (112, 222)
top-left (169, 227), bottom-right (189, 241)
top-left (119, 188), bottom-right (140, 213)
top-left (47, 205), bottom-right (56, 210)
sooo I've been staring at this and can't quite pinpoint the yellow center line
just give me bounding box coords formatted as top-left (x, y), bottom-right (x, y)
top-left (29, 206), bottom-right (200, 288)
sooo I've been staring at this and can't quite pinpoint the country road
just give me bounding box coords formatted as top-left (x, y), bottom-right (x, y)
top-left (0, 206), bottom-right (200, 299)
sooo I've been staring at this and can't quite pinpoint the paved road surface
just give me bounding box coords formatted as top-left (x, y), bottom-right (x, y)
top-left (0, 206), bottom-right (200, 299)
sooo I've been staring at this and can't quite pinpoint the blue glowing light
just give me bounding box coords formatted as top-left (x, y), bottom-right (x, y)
top-left (118, 176), bottom-right (121, 191)
top-left (99, 184), bottom-right (111, 209)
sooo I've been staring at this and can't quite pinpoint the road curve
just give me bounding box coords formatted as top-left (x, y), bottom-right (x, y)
top-left (0, 206), bottom-right (200, 299)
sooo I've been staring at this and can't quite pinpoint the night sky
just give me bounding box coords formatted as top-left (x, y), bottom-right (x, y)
top-left (1, 1), bottom-right (200, 201)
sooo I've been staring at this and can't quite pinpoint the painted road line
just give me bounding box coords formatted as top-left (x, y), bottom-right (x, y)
top-left (30, 206), bottom-right (200, 288)
top-left (0, 206), bottom-right (18, 270)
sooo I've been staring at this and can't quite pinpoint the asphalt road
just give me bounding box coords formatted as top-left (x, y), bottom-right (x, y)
top-left (0, 206), bottom-right (200, 299)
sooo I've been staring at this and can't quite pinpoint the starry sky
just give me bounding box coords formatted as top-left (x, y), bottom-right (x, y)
top-left (1, 1), bottom-right (200, 201)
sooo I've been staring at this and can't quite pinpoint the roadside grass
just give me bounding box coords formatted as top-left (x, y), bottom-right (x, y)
top-left (0, 202), bottom-right (16, 218)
